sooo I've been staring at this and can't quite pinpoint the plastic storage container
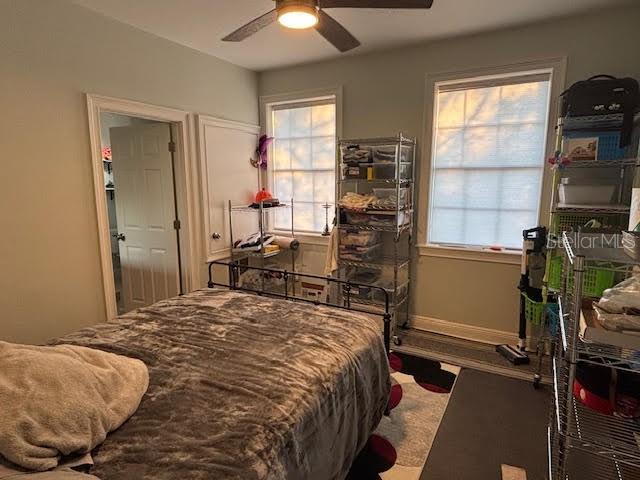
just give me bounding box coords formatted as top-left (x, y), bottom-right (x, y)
top-left (339, 243), bottom-right (382, 262)
top-left (558, 184), bottom-right (616, 205)
top-left (547, 255), bottom-right (616, 297)
top-left (344, 211), bottom-right (409, 227)
top-left (371, 280), bottom-right (409, 304)
top-left (370, 144), bottom-right (412, 163)
top-left (552, 212), bottom-right (624, 235)
top-left (340, 145), bottom-right (372, 165)
top-left (372, 187), bottom-right (410, 208)
top-left (340, 231), bottom-right (381, 247)
top-left (564, 130), bottom-right (639, 161)
top-left (341, 163), bottom-right (412, 181)
top-left (342, 164), bottom-right (368, 179)
top-left (523, 293), bottom-right (545, 326)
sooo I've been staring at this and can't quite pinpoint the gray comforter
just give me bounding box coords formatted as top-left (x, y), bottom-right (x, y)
top-left (56, 289), bottom-right (390, 480)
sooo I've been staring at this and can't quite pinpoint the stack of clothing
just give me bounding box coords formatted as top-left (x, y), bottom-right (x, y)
top-left (342, 146), bottom-right (371, 165)
top-left (338, 192), bottom-right (376, 211)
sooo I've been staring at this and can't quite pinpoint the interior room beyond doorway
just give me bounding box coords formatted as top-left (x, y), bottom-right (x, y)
top-left (100, 112), bottom-right (182, 315)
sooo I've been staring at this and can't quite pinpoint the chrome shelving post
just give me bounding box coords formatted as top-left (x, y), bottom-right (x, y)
top-left (561, 253), bottom-right (584, 480)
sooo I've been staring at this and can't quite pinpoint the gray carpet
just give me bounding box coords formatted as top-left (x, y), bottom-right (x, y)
top-left (420, 369), bottom-right (550, 480)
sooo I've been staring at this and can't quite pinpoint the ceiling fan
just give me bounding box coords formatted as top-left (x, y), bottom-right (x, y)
top-left (222, 0), bottom-right (434, 53)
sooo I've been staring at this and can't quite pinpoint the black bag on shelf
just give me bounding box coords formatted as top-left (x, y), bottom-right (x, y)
top-left (561, 75), bottom-right (640, 147)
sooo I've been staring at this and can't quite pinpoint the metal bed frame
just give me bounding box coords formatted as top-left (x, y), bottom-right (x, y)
top-left (207, 260), bottom-right (393, 354)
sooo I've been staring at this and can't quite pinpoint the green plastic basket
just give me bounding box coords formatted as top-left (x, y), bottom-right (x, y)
top-left (547, 255), bottom-right (615, 297)
top-left (523, 293), bottom-right (545, 325)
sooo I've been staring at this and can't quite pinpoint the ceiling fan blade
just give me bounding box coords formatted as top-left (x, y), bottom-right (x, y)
top-left (320, 0), bottom-right (433, 8)
top-left (315, 10), bottom-right (360, 52)
top-left (222, 9), bottom-right (278, 42)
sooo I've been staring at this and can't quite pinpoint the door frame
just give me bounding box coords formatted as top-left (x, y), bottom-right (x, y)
top-left (87, 94), bottom-right (200, 321)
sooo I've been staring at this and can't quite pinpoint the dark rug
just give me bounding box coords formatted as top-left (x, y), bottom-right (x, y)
top-left (420, 369), bottom-right (550, 480)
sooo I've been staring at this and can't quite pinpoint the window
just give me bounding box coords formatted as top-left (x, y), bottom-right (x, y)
top-left (428, 72), bottom-right (551, 250)
top-left (269, 99), bottom-right (336, 234)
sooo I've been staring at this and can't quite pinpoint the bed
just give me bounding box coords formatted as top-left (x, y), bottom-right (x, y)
top-left (55, 284), bottom-right (391, 480)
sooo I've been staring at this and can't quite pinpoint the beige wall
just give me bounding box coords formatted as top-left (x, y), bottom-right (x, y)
top-left (0, 0), bottom-right (258, 344)
top-left (258, 5), bottom-right (640, 336)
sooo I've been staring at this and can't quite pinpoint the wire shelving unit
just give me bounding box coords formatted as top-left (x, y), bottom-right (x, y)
top-left (336, 134), bottom-right (416, 346)
top-left (549, 231), bottom-right (640, 480)
top-left (226, 199), bottom-right (296, 293)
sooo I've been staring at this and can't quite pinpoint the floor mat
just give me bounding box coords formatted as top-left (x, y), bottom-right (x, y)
top-left (420, 369), bottom-right (550, 480)
top-left (348, 352), bottom-right (460, 480)
top-left (398, 329), bottom-right (552, 384)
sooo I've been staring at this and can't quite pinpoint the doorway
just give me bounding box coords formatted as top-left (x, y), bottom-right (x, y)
top-left (88, 94), bottom-right (199, 321)
top-left (100, 113), bottom-right (182, 314)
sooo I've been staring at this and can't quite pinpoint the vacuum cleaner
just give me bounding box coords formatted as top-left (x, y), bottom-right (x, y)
top-left (496, 226), bottom-right (547, 365)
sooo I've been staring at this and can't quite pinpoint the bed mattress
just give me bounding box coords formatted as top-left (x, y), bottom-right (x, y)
top-left (56, 289), bottom-right (390, 480)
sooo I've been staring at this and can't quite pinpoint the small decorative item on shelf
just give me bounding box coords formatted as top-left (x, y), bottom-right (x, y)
top-left (249, 189), bottom-right (280, 209)
top-left (565, 137), bottom-right (598, 161)
top-left (250, 135), bottom-right (273, 169)
top-left (547, 151), bottom-right (570, 169)
top-left (255, 188), bottom-right (273, 202)
top-left (322, 202), bottom-right (332, 236)
top-left (102, 146), bottom-right (112, 162)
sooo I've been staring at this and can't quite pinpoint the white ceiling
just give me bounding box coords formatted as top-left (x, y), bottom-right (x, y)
top-left (73, 0), bottom-right (632, 71)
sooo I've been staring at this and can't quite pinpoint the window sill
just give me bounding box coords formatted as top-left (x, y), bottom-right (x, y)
top-left (417, 244), bottom-right (521, 265)
top-left (295, 233), bottom-right (330, 246)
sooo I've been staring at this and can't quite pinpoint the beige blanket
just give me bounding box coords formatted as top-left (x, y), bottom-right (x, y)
top-left (0, 342), bottom-right (148, 472)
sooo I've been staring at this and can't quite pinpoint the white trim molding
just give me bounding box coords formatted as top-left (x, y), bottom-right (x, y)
top-left (417, 244), bottom-right (521, 265)
top-left (260, 86), bottom-right (343, 236)
top-left (417, 57), bottom-right (568, 251)
top-left (86, 94), bottom-right (200, 321)
top-left (411, 314), bottom-right (519, 346)
top-left (259, 86), bottom-right (344, 137)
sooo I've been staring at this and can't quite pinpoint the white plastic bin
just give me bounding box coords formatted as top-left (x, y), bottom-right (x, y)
top-left (558, 184), bottom-right (616, 205)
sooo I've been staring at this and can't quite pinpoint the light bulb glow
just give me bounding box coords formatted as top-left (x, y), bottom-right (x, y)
top-left (278, 7), bottom-right (318, 29)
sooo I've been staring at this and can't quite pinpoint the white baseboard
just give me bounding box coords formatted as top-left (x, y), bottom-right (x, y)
top-left (411, 314), bottom-right (519, 346)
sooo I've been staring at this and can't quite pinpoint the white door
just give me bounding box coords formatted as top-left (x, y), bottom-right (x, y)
top-left (198, 116), bottom-right (260, 260)
top-left (110, 123), bottom-right (179, 313)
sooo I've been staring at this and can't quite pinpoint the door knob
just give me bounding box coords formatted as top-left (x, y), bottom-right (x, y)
top-left (113, 233), bottom-right (126, 242)
top-left (211, 232), bottom-right (221, 240)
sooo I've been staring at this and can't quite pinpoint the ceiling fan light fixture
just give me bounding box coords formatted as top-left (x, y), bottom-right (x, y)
top-left (277, 4), bottom-right (319, 30)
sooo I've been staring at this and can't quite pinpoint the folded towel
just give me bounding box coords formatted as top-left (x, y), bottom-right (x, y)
top-left (0, 342), bottom-right (148, 472)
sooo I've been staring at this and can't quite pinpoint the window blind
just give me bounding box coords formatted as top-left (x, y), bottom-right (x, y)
top-left (428, 75), bottom-right (551, 249)
top-left (270, 100), bottom-right (336, 233)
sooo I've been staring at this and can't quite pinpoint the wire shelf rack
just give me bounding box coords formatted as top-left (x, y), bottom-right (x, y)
top-left (561, 158), bottom-right (639, 169)
top-left (549, 395), bottom-right (640, 480)
top-left (563, 112), bottom-right (640, 132)
top-left (338, 223), bottom-right (412, 234)
top-left (338, 256), bottom-right (411, 270)
top-left (339, 178), bottom-right (414, 185)
top-left (230, 203), bottom-right (290, 213)
top-left (335, 134), bottom-right (416, 341)
top-left (553, 205), bottom-right (631, 215)
top-left (549, 230), bottom-right (640, 479)
top-left (348, 292), bottom-right (409, 312)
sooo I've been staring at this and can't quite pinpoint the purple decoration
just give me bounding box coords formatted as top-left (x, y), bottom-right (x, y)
top-left (256, 134), bottom-right (274, 170)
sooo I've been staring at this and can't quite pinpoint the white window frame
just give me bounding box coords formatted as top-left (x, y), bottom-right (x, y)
top-left (260, 87), bottom-right (343, 243)
top-left (417, 58), bottom-right (567, 264)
